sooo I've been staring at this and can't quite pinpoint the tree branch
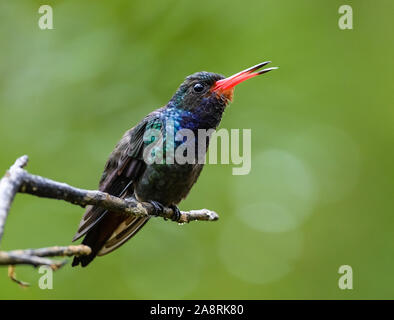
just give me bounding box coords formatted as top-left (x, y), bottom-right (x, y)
top-left (0, 155), bottom-right (28, 242)
top-left (0, 155), bottom-right (219, 278)
top-left (0, 245), bottom-right (91, 268)
top-left (17, 170), bottom-right (219, 223)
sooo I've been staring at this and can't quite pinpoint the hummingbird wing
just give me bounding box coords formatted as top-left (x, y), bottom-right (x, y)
top-left (96, 117), bottom-right (165, 256)
top-left (72, 119), bottom-right (148, 242)
top-left (72, 113), bottom-right (163, 266)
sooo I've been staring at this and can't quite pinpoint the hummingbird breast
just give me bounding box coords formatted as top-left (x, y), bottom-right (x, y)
top-left (133, 106), bottom-right (217, 206)
top-left (134, 162), bottom-right (204, 206)
top-left (133, 101), bottom-right (225, 206)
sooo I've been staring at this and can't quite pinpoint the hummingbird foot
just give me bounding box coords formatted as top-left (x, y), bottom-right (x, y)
top-left (148, 200), bottom-right (165, 217)
top-left (169, 204), bottom-right (181, 222)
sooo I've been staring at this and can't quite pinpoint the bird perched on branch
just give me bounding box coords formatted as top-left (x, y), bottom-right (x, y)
top-left (72, 61), bottom-right (277, 267)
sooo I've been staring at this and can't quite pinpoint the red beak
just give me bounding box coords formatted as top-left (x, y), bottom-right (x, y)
top-left (213, 61), bottom-right (278, 93)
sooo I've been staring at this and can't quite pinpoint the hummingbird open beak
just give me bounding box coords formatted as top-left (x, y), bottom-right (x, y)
top-left (212, 61), bottom-right (278, 98)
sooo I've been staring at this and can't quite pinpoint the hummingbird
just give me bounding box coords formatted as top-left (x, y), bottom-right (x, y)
top-left (72, 61), bottom-right (277, 267)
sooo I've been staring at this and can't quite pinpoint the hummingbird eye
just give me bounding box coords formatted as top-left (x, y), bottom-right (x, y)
top-left (193, 83), bottom-right (204, 93)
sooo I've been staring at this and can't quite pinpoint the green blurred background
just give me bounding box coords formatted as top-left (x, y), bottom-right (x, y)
top-left (0, 0), bottom-right (393, 299)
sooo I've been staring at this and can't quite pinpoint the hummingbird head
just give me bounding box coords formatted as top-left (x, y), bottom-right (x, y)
top-left (170, 61), bottom-right (278, 112)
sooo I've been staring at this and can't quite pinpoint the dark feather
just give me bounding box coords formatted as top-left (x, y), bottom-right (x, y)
top-left (72, 115), bottom-right (162, 266)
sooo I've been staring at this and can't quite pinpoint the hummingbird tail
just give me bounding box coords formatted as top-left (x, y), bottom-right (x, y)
top-left (72, 212), bottom-right (124, 267)
top-left (72, 212), bottom-right (150, 267)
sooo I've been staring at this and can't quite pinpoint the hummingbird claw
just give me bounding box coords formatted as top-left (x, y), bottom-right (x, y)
top-left (148, 200), bottom-right (165, 217)
top-left (169, 204), bottom-right (182, 222)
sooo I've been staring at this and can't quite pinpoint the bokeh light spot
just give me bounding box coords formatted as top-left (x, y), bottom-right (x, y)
top-left (234, 149), bottom-right (317, 232)
top-left (218, 217), bottom-right (303, 284)
top-left (285, 125), bottom-right (361, 203)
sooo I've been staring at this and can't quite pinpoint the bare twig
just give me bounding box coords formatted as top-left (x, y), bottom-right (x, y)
top-left (16, 169), bottom-right (219, 224)
top-left (0, 155), bottom-right (28, 242)
top-left (0, 245), bottom-right (92, 267)
top-left (5, 245), bottom-right (93, 258)
top-left (0, 155), bottom-right (219, 276)
top-left (8, 265), bottom-right (30, 288)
